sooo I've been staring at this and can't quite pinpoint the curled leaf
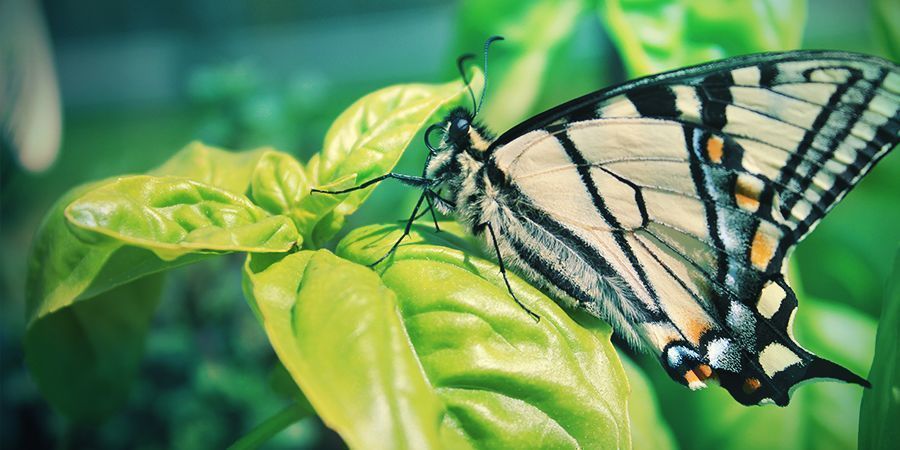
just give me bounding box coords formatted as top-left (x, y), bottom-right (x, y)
top-left (64, 175), bottom-right (299, 261)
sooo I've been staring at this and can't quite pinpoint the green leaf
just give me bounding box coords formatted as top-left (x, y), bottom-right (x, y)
top-left (244, 223), bottom-right (631, 449)
top-left (64, 175), bottom-right (299, 261)
top-left (26, 142), bottom-right (279, 324)
top-left (621, 356), bottom-right (677, 450)
top-left (149, 141), bottom-right (270, 193)
top-left (647, 296), bottom-right (875, 450)
top-left (454, 0), bottom-right (586, 130)
top-left (599, 0), bottom-right (808, 77)
top-left (25, 141), bottom-right (283, 420)
top-left (859, 249), bottom-right (900, 450)
top-left (309, 73), bottom-right (480, 245)
top-left (24, 273), bottom-right (164, 422)
top-left (248, 150), bottom-right (311, 216)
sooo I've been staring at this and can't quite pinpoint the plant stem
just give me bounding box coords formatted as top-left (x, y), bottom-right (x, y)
top-left (228, 402), bottom-right (310, 450)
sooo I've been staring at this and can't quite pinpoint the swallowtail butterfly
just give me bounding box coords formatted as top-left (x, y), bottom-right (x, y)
top-left (316, 42), bottom-right (899, 406)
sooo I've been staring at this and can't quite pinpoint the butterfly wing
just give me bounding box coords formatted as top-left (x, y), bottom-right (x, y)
top-left (487, 52), bottom-right (898, 405)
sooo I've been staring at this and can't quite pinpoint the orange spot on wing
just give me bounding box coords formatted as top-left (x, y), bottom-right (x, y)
top-left (735, 174), bottom-right (762, 212)
top-left (750, 229), bottom-right (776, 271)
top-left (684, 319), bottom-right (711, 344)
top-left (743, 377), bottom-right (761, 394)
top-left (695, 364), bottom-right (714, 381)
top-left (706, 136), bottom-right (724, 163)
top-left (684, 370), bottom-right (700, 384)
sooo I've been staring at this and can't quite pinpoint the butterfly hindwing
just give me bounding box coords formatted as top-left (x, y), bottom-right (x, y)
top-left (485, 51), bottom-right (897, 405)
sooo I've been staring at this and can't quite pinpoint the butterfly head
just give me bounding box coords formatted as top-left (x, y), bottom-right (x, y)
top-left (424, 107), bottom-right (495, 179)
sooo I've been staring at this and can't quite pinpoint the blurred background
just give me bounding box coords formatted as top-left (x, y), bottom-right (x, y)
top-left (1, 0), bottom-right (896, 448)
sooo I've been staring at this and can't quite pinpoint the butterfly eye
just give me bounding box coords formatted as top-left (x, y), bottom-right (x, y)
top-left (448, 117), bottom-right (470, 142)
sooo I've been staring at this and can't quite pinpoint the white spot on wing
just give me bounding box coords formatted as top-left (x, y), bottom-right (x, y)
top-left (809, 68), bottom-right (852, 83)
top-left (672, 85), bottom-right (701, 122)
top-left (597, 94), bottom-right (640, 118)
top-left (759, 343), bottom-right (802, 377)
top-left (756, 282), bottom-right (784, 319)
top-left (707, 338), bottom-right (742, 371)
top-left (727, 301), bottom-right (757, 349)
top-left (731, 66), bottom-right (761, 86)
top-left (882, 71), bottom-right (900, 94)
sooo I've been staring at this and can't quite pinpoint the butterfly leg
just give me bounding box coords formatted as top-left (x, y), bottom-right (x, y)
top-left (367, 189), bottom-right (429, 267)
top-left (481, 221), bottom-right (540, 323)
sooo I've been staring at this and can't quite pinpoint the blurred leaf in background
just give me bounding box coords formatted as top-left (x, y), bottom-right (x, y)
top-left (453, 0), bottom-right (591, 131)
top-left (599, 0), bottom-right (807, 77)
top-left (188, 61), bottom-right (333, 154)
top-left (859, 250), bottom-right (900, 450)
top-left (870, 0), bottom-right (899, 60)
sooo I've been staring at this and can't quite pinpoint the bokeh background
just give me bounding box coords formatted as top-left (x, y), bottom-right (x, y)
top-left (2, 0), bottom-right (897, 448)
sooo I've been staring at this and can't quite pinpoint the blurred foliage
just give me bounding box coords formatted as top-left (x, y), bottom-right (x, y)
top-left (600, 0), bottom-right (807, 77)
top-left (4, 0), bottom-right (898, 449)
top-left (859, 251), bottom-right (900, 450)
top-left (870, 0), bottom-right (899, 60)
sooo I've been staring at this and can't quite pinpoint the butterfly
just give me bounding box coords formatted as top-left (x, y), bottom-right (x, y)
top-left (314, 40), bottom-right (899, 406)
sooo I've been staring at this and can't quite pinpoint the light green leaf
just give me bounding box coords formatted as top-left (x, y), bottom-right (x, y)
top-left (64, 175), bottom-right (299, 261)
top-left (600, 0), bottom-right (808, 77)
top-left (859, 249), bottom-right (900, 450)
top-left (310, 72), bottom-right (481, 244)
top-left (243, 222), bottom-right (631, 449)
top-left (248, 150), bottom-right (311, 216)
top-left (647, 297), bottom-right (875, 450)
top-left (150, 141), bottom-right (271, 193)
top-left (243, 250), bottom-right (454, 450)
top-left (454, 0), bottom-right (586, 130)
top-left (24, 273), bottom-right (163, 422)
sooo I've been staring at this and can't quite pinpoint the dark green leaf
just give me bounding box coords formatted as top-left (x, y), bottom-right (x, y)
top-left (859, 249), bottom-right (900, 450)
top-left (24, 274), bottom-right (163, 422)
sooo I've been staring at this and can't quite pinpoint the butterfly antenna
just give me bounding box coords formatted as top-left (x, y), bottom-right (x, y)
top-left (474, 35), bottom-right (504, 118)
top-left (456, 53), bottom-right (477, 112)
